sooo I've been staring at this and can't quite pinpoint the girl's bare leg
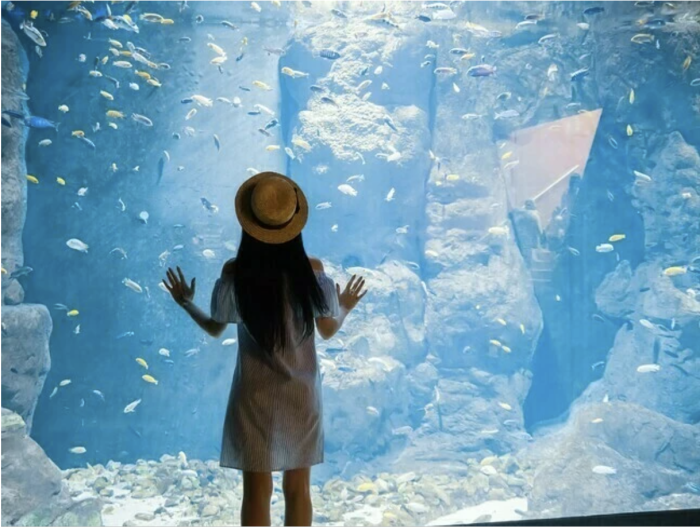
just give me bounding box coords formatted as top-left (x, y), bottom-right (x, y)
top-left (283, 467), bottom-right (312, 526)
top-left (241, 471), bottom-right (273, 526)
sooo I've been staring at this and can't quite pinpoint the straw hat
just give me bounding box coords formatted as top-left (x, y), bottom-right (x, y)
top-left (235, 171), bottom-right (309, 244)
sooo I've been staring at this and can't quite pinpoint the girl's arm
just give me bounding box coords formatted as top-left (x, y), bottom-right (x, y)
top-left (181, 300), bottom-right (227, 338)
top-left (164, 266), bottom-right (228, 338)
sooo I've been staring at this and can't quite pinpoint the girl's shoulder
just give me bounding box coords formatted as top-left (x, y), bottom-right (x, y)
top-left (221, 258), bottom-right (236, 278)
top-left (308, 257), bottom-right (324, 273)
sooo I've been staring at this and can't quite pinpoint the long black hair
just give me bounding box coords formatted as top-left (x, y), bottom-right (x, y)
top-left (228, 230), bottom-right (329, 356)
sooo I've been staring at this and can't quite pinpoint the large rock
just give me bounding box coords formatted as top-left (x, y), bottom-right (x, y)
top-left (1, 408), bottom-right (103, 526)
top-left (522, 401), bottom-right (699, 518)
top-left (1, 18), bottom-right (28, 304)
top-left (1, 304), bottom-right (52, 434)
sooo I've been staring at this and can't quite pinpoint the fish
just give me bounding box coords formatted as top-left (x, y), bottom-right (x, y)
top-left (252, 80), bottom-right (272, 91)
top-left (627, 124), bottom-right (634, 137)
top-left (292, 136), bottom-right (311, 151)
top-left (135, 358), bottom-right (148, 369)
top-left (467, 64), bottom-right (496, 77)
top-left (592, 465), bottom-right (616, 475)
top-left (67, 309), bottom-right (79, 317)
top-left (110, 247), bottom-right (127, 259)
top-left (631, 33), bottom-right (654, 44)
top-left (59, 379), bottom-right (72, 387)
top-left (338, 184), bottom-right (358, 197)
top-left (251, 2), bottom-right (261, 13)
top-left (682, 55), bottom-right (692, 71)
top-left (19, 21), bottom-right (46, 47)
top-left (129, 82), bottom-right (139, 91)
top-left (203, 249), bottom-right (216, 259)
top-left (385, 188), bottom-right (395, 202)
top-left (112, 60), bottom-right (133, 68)
top-left (538, 33), bottom-right (559, 45)
top-left (213, 134), bottom-right (221, 151)
top-left (315, 202), bottom-right (332, 210)
top-left (142, 374), bottom-right (158, 385)
top-left (201, 197), bottom-right (219, 213)
top-left (106, 110), bottom-right (124, 119)
top-left (138, 211), bottom-right (149, 224)
top-left (498, 402), bottom-right (512, 411)
top-left (9, 265), bottom-right (34, 280)
top-left (129, 113), bottom-right (152, 127)
top-left (69, 446), bottom-right (87, 454)
top-left (629, 89), bottom-right (635, 105)
top-left (663, 266), bottom-right (686, 276)
top-left (284, 147), bottom-right (295, 159)
top-left (637, 363), bottom-right (661, 373)
top-left (123, 399), bottom-right (142, 413)
top-left (66, 238), bottom-right (89, 253)
top-left (691, 79), bottom-right (700, 87)
top-left (596, 243), bottom-right (614, 253)
top-left (185, 348), bottom-right (200, 357)
top-left (577, 22), bottom-right (589, 30)
top-left (567, 246), bottom-right (581, 256)
top-left (123, 278), bottom-right (143, 293)
top-left (92, 390), bottom-right (105, 401)
top-left (609, 234), bottom-right (626, 242)
top-left (570, 67), bottom-right (590, 82)
top-left (319, 49), bottom-right (341, 60)
top-left (633, 170), bottom-right (652, 183)
top-left (434, 67), bottom-right (457, 75)
top-left (159, 348), bottom-right (171, 357)
top-left (495, 109), bottom-right (519, 120)
top-left (222, 338), bottom-right (237, 346)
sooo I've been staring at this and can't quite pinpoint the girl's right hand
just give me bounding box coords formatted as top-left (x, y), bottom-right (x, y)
top-left (337, 275), bottom-right (368, 311)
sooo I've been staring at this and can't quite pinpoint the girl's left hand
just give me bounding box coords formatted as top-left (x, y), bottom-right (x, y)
top-left (163, 266), bottom-right (195, 306)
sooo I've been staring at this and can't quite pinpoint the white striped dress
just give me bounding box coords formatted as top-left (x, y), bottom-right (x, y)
top-left (210, 267), bottom-right (340, 472)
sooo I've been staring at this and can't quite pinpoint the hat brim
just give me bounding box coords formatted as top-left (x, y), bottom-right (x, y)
top-left (235, 171), bottom-right (309, 244)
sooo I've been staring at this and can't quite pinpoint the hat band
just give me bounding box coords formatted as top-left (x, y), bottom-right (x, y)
top-left (255, 187), bottom-right (300, 231)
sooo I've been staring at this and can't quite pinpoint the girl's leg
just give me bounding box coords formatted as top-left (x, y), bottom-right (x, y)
top-left (282, 467), bottom-right (312, 526)
top-left (241, 470), bottom-right (273, 526)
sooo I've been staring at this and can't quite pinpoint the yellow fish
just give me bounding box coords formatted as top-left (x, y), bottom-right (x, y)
top-left (161, 18), bottom-right (174, 25)
top-left (147, 78), bottom-right (162, 87)
top-left (445, 174), bottom-right (460, 181)
top-left (135, 70), bottom-right (151, 80)
top-left (120, 50), bottom-right (133, 56)
top-left (56, 177), bottom-right (66, 186)
top-left (498, 402), bottom-right (512, 411)
top-left (58, 104), bottom-right (69, 113)
top-left (252, 80), bottom-right (272, 91)
top-left (100, 90), bottom-right (114, 100)
top-left (663, 266), bottom-right (686, 277)
top-left (609, 234), bottom-right (626, 242)
top-left (242, 36), bottom-right (248, 46)
top-left (629, 88), bottom-right (635, 105)
top-left (496, 318), bottom-right (507, 326)
top-left (26, 175), bottom-right (39, 184)
top-left (72, 130), bottom-right (85, 137)
top-left (106, 110), bottom-right (125, 119)
top-left (501, 151), bottom-right (513, 160)
top-left (89, 70), bottom-right (103, 77)
top-left (108, 38), bottom-right (123, 49)
top-left (520, 323), bottom-right (525, 334)
top-left (357, 482), bottom-right (377, 493)
top-left (135, 358), bottom-right (149, 369)
top-left (142, 374), bottom-right (158, 385)
top-left (266, 145), bottom-right (281, 152)
top-left (30, 9), bottom-right (38, 19)
top-left (1, 267), bottom-right (7, 274)
top-left (67, 309), bottom-right (79, 317)
top-left (211, 56), bottom-right (227, 66)
top-left (626, 124), bottom-right (633, 137)
top-left (489, 339), bottom-right (502, 347)
top-left (501, 345), bottom-right (512, 353)
top-left (682, 55), bottom-right (692, 71)
top-left (108, 122), bottom-right (118, 130)
top-left (101, 56), bottom-right (109, 65)
top-left (460, 53), bottom-right (476, 61)
top-left (591, 418), bottom-right (604, 424)
top-left (207, 42), bottom-right (226, 56)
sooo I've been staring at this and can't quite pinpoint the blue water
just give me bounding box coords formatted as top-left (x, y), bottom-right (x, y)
top-left (3, 0), bottom-right (700, 525)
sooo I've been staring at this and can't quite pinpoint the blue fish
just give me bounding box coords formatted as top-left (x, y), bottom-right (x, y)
top-left (25, 115), bottom-right (58, 130)
top-left (181, 97), bottom-right (194, 104)
top-left (247, 111), bottom-right (261, 116)
top-left (319, 49), bottom-right (341, 60)
top-left (264, 118), bottom-right (279, 130)
top-left (236, 51), bottom-right (245, 62)
top-left (239, 86), bottom-right (251, 92)
top-left (79, 136), bottom-right (96, 150)
top-left (201, 197), bottom-right (216, 212)
top-left (258, 128), bottom-right (271, 137)
top-left (320, 96), bottom-right (337, 105)
top-left (416, 14), bottom-right (431, 22)
top-left (309, 85), bottom-right (325, 92)
top-left (467, 64), bottom-right (497, 77)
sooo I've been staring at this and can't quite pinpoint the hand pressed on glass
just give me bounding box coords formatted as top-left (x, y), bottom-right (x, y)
top-left (163, 266), bottom-right (196, 306)
top-left (336, 274), bottom-right (368, 311)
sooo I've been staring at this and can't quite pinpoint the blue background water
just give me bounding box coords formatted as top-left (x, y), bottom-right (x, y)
top-left (2, 0), bottom-right (700, 522)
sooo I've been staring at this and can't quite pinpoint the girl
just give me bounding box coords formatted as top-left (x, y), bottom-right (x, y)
top-left (163, 171), bottom-right (367, 526)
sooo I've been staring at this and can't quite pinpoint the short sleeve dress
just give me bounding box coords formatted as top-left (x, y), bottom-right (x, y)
top-left (210, 266), bottom-right (340, 472)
